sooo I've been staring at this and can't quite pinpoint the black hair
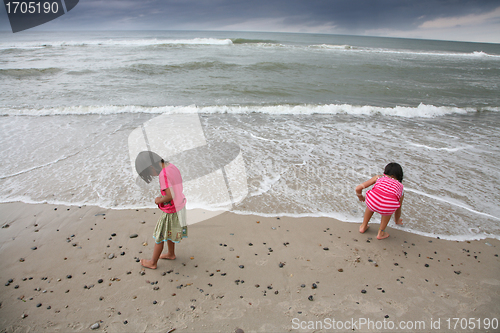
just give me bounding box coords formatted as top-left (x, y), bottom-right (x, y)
top-left (384, 162), bottom-right (403, 182)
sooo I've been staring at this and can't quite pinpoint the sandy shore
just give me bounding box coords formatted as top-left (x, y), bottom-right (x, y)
top-left (0, 202), bottom-right (499, 332)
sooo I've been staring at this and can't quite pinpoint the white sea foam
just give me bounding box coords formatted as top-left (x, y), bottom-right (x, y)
top-left (405, 188), bottom-right (500, 221)
top-left (471, 51), bottom-right (500, 58)
top-left (156, 38), bottom-right (233, 46)
top-left (230, 209), bottom-right (360, 224)
top-left (0, 194), bottom-right (496, 241)
top-left (304, 43), bottom-right (500, 58)
top-left (376, 49), bottom-right (500, 58)
top-left (309, 44), bottom-right (353, 50)
top-left (248, 174), bottom-right (282, 197)
top-left (356, 48), bottom-right (500, 59)
top-left (0, 38), bottom-right (234, 50)
top-left (0, 151), bottom-right (80, 179)
top-left (3, 37), bottom-right (498, 60)
top-left (2, 31), bottom-right (499, 63)
top-left (406, 142), bottom-right (470, 152)
top-left (249, 133), bottom-right (280, 142)
top-left (231, 210), bottom-right (500, 241)
top-left (2, 103), bottom-right (494, 118)
top-left (388, 222), bottom-right (500, 241)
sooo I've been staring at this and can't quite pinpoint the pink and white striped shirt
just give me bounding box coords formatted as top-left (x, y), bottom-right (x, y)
top-left (365, 176), bottom-right (404, 215)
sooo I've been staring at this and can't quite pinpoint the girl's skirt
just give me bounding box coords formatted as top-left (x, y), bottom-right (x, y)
top-left (153, 207), bottom-right (187, 244)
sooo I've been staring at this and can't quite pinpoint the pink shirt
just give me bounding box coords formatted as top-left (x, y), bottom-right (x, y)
top-left (158, 164), bottom-right (186, 214)
top-left (365, 176), bottom-right (403, 215)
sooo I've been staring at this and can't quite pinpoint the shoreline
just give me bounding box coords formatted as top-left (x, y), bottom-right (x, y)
top-left (1, 202), bottom-right (499, 332)
top-left (1, 199), bottom-right (497, 242)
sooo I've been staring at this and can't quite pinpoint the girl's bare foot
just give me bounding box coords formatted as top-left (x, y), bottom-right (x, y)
top-left (395, 218), bottom-right (403, 225)
top-left (140, 259), bottom-right (157, 269)
top-left (160, 253), bottom-right (176, 260)
top-left (359, 225), bottom-right (369, 233)
top-left (377, 231), bottom-right (390, 240)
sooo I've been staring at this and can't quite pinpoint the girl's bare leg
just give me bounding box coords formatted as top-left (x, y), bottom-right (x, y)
top-left (360, 207), bottom-right (374, 233)
top-left (394, 206), bottom-right (403, 225)
top-left (395, 194), bottom-right (404, 225)
top-left (377, 215), bottom-right (392, 240)
top-left (160, 240), bottom-right (176, 260)
top-left (140, 241), bottom-right (164, 269)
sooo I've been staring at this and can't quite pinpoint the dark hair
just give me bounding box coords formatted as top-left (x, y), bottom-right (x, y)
top-left (384, 162), bottom-right (403, 182)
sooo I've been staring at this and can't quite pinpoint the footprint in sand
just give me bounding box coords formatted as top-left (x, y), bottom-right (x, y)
top-left (256, 258), bottom-right (268, 266)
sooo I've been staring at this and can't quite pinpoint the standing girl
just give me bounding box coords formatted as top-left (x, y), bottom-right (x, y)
top-left (355, 162), bottom-right (404, 240)
top-left (141, 159), bottom-right (187, 269)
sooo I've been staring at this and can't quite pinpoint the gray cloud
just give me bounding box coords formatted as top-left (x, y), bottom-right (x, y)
top-left (64, 0), bottom-right (498, 30)
top-left (1, 0), bottom-right (499, 41)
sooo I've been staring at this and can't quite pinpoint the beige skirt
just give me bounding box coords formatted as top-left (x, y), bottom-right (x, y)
top-left (152, 207), bottom-right (187, 244)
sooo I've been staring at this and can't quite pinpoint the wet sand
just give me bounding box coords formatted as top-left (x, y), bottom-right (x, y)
top-left (0, 202), bottom-right (499, 332)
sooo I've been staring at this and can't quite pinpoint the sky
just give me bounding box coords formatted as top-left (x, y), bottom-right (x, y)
top-left (1, 0), bottom-right (500, 43)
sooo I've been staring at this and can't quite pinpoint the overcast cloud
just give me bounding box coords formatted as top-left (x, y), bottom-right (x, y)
top-left (1, 0), bottom-right (499, 43)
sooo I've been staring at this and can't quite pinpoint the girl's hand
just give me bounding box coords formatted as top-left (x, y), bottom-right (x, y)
top-left (155, 197), bottom-right (164, 205)
top-left (357, 194), bottom-right (365, 202)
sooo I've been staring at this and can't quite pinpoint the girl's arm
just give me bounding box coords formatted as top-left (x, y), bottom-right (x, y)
top-left (355, 175), bottom-right (380, 201)
top-left (155, 188), bottom-right (173, 205)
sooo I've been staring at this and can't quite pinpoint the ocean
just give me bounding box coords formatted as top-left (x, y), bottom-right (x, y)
top-left (1, 30), bottom-right (499, 241)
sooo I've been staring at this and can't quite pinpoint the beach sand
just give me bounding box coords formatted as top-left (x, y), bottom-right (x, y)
top-left (0, 202), bottom-right (499, 332)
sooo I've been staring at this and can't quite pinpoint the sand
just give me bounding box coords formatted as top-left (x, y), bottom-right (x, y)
top-left (0, 202), bottom-right (499, 332)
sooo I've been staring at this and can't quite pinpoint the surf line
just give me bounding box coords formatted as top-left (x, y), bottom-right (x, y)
top-left (406, 142), bottom-right (469, 152)
top-left (405, 188), bottom-right (500, 221)
top-left (0, 151), bottom-right (80, 180)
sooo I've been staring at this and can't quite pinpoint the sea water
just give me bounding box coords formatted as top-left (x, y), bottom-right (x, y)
top-left (1, 30), bottom-right (499, 240)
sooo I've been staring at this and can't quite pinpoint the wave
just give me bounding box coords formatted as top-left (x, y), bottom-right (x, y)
top-left (472, 51), bottom-right (500, 58)
top-left (406, 142), bottom-right (470, 152)
top-left (231, 38), bottom-right (279, 44)
top-left (2, 37), bottom-right (499, 59)
top-left (127, 61), bottom-right (238, 74)
top-left (363, 48), bottom-right (500, 59)
top-left (248, 61), bottom-right (296, 71)
top-left (67, 69), bottom-right (96, 76)
top-left (2, 103), bottom-right (498, 117)
top-left (306, 44), bottom-right (500, 58)
top-left (126, 61), bottom-right (296, 75)
top-left (0, 67), bottom-right (62, 77)
top-left (155, 38), bottom-right (233, 46)
top-left (0, 151), bottom-right (80, 179)
top-left (230, 210), bottom-right (500, 242)
top-left (0, 193), bottom-right (496, 241)
top-left (309, 44), bottom-right (354, 50)
top-left (405, 188), bottom-right (500, 222)
top-left (0, 38), bottom-right (234, 50)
